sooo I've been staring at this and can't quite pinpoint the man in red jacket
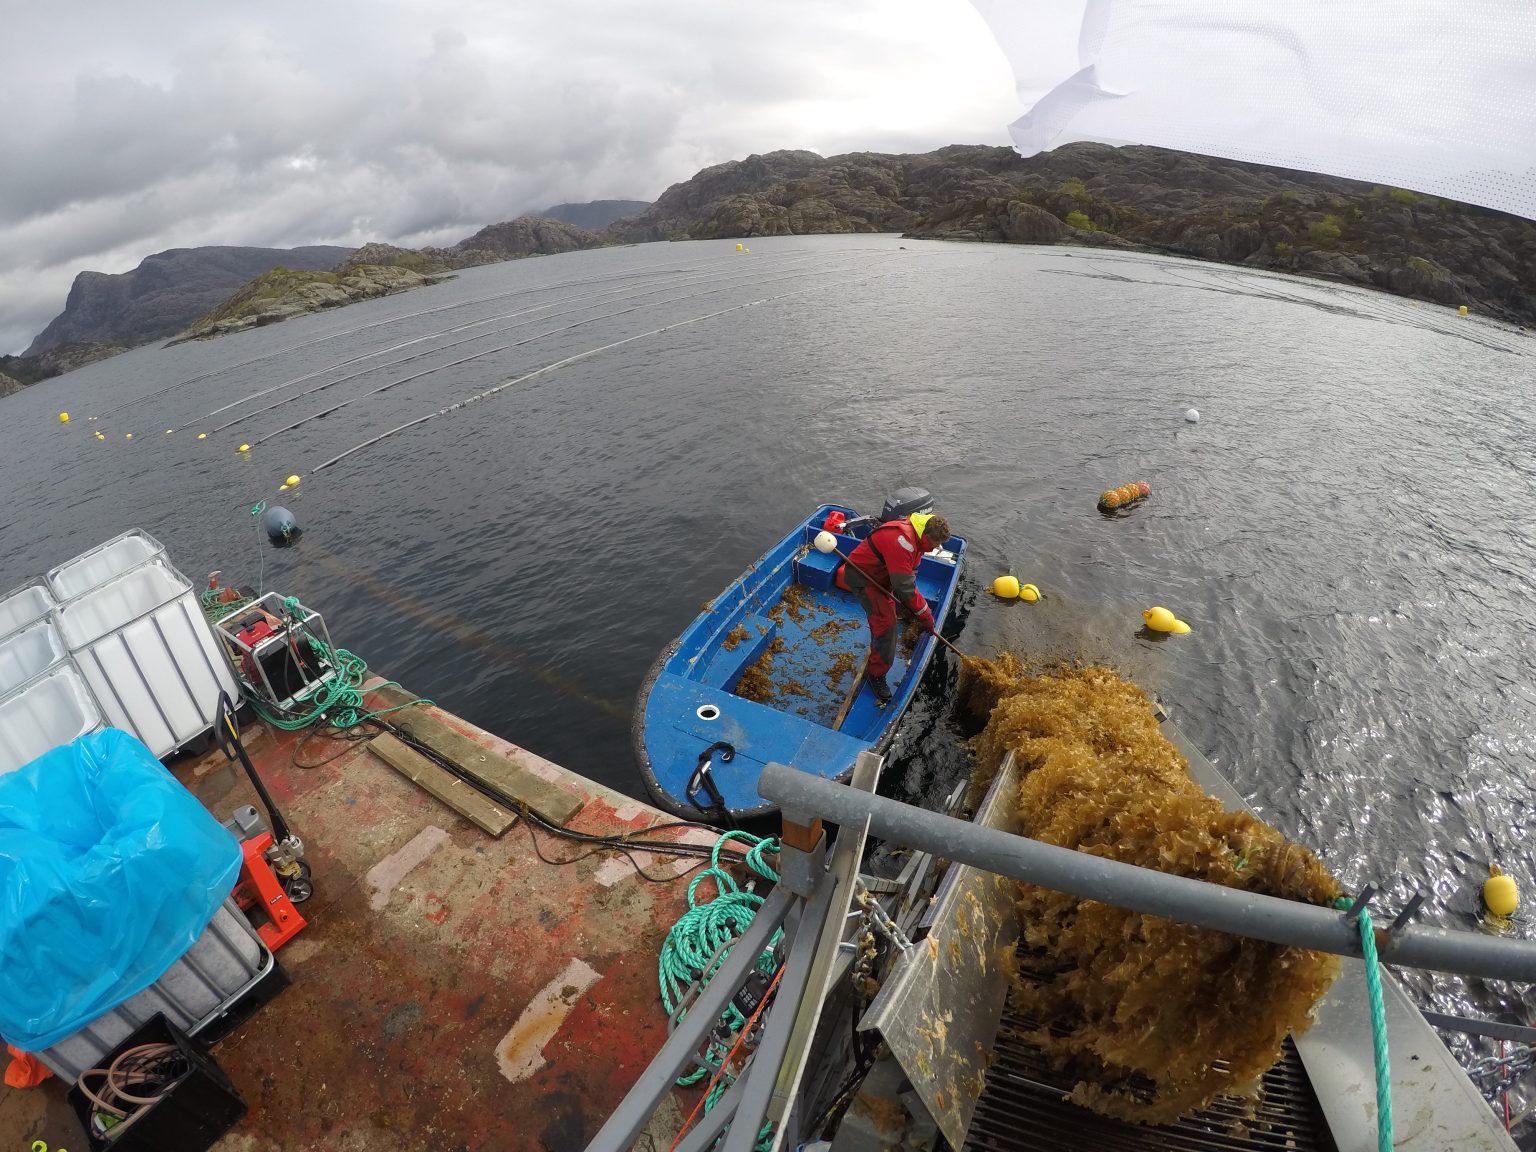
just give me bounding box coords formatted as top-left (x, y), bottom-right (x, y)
top-left (835, 512), bottom-right (952, 704)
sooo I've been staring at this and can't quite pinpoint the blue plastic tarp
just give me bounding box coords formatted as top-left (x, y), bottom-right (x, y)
top-left (0, 729), bottom-right (241, 1051)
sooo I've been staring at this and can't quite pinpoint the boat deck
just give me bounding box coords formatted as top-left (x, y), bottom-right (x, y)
top-left (3, 683), bottom-right (716, 1151)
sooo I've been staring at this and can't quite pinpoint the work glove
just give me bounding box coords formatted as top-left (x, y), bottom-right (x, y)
top-left (916, 606), bottom-right (936, 634)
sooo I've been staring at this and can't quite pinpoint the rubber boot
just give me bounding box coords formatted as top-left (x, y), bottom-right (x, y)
top-left (866, 672), bottom-right (892, 705)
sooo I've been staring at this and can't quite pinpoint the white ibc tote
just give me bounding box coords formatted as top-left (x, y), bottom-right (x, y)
top-left (58, 564), bottom-right (238, 759)
top-left (0, 616), bottom-right (70, 698)
top-left (35, 899), bottom-right (272, 1081)
top-left (0, 580), bottom-right (55, 639)
top-left (47, 528), bottom-right (167, 602)
top-left (0, 665), bottom-right (104, 776)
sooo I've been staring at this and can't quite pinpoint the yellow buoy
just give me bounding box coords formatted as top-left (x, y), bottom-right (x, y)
top-left (1020, 583), bottom-right (1040, 603)
top-left (94, 432), bottom-right (105, 441)
top-left (238, 444), bottom-right (250, 453)
top-left (286, 474), bottom-right (301, 488)
top-left (736, 243), bottom-right (744, 252)
top-left (197, 433), bottom-right (207, 440)
top-left (1143, 606), bottom-right (1191, 633)
top-left (1458, 304), bottom-right (1469, 316)
top-left (991, 575), bottom-right (1020, 599)
top-left (1485, 867), bottom-right (1519, 917)
top-left (124, 432), bottom-right (133, 440)
top-left (58, 412), bottom-right (70, 424)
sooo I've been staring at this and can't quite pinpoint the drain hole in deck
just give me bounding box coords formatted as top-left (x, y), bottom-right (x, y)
top-left (696, 704), bottom-right (720, 720)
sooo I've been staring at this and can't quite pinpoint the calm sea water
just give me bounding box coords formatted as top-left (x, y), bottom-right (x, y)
top-left (4, 235), bottom-right (1533, 1033)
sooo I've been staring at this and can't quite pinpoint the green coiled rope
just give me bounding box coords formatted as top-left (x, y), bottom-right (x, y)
top-left (659, 831), bottom-right (781, 1088)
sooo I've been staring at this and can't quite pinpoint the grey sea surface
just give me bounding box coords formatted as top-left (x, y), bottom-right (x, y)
top-left (4, 234), bottom-right (1533, 1045)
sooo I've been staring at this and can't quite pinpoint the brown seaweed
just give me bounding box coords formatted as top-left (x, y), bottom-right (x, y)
top-left (970, 657), bottom-right (1342, 1124)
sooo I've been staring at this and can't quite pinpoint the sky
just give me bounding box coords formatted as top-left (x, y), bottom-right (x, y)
top-left (0, 0), bottom-right (1017, 355)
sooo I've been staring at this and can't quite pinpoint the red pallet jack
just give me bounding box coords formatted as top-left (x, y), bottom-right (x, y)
top-left (215, 692), bottom-right (311, 951)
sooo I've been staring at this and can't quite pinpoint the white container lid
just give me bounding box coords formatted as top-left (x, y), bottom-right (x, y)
top-left (0, 617), bottom-right (68, 698)
top-left (0, 582), bottom-right (55, 640)
top-left (47, 529), bottom-right (167, 602)
top-left (58, 563), bottom-right (190, 650)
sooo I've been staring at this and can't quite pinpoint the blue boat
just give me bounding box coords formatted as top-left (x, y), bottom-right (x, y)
top-left (634, 495), bottom-right (967, 821)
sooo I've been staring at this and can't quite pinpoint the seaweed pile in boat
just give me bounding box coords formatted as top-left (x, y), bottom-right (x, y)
top-left (735, 637), bottom-right (786, 703)
top-left (965, 654), bottom-right (1343, 1124)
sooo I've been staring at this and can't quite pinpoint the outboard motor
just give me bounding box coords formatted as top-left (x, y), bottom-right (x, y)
top-left (880, 487), bottom-right (934, 523)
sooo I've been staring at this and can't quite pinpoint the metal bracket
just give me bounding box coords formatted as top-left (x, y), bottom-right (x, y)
top-left (1343, 884), bottom-right (1378, 924)
top-left (1387, 890), bottom-right (1431, 935)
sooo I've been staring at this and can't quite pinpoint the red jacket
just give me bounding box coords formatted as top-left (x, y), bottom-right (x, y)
top-left (844, 519), bottom-right (929, 614)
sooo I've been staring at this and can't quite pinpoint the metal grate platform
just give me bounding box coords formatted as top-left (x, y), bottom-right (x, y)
top-left (966, 1004), bottom-right (1339, 1152)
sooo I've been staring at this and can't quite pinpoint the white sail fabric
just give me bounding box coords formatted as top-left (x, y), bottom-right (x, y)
top-left (971, 0), bottom-right (1536, 221)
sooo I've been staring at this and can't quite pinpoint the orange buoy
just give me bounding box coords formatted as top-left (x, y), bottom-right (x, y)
top-left (1099, 481), bottom-right (1151, 512)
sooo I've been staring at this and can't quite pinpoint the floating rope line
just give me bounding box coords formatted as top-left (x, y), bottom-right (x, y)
top-left (313, 262), bottom-right (916, 472)
top-left (258, 260), bottom-right (884, 448)
top-left (206, 252), bottom-right (838, 434)
top-left (89, 260), bottom-right (733, 419)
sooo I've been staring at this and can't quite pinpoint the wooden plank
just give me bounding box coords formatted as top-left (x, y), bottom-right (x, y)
top-left (368, 733), bottom-right (517, 838)
top-left (831, 653), bottom-right (869, 732)
top-left (369, 684), bottom-right (586, 827)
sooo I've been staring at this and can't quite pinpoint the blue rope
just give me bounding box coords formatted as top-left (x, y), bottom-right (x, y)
top-left (1339, 898), bottom-right (1392, 1151)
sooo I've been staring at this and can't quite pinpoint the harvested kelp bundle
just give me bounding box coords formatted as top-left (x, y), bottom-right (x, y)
top-left (970, 657), bottom-right (1343, 1124)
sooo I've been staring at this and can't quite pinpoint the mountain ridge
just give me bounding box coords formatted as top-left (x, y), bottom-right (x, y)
top-left (7, 151), bottom-right (1532, 393)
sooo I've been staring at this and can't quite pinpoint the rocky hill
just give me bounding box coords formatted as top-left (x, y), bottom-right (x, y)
top-left (426, 216), bottom-right (604, 267)
top-left (168, 216), bottom-right (605, 341)
top-left (170, 263), bottom-right (450, 343)
top-left (25, 244), bottom-right (356, 357)
top-left (612, 143), bottom-right (1536, 324)
top-left (165, 216), bottom-right (599, 340)
top-left (7, 150), bottom-right (1532, 396)
top-left (535, 199), bottom-right (650, 230)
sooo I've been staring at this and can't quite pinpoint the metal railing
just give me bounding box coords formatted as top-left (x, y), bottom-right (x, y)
top-left (583, 758), bottom-right (1536, 1152)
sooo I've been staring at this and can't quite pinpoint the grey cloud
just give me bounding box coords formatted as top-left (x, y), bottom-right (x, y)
top-left (0, 0), bottom-right (1013, 353)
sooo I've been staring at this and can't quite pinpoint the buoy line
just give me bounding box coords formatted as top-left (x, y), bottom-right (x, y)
top-left (312, 261), bottom-right (918, 473)
top-left (86, 258), bottom-right (747, 420)
top-left (87, 246), bottom-right (912, 421)
top-left (198, 251), bottom-right (843, 435)
top-left (257, 258), bottom-right (897, 448)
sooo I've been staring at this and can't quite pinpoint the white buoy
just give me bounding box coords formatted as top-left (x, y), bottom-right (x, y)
top-left (1185, 408), bottom-right (1200, 424)
top-left (813, 531), bottom-right (838, 554)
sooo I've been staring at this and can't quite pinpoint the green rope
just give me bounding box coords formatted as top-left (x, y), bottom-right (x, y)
top-left (205, 593), bottom-right (429, 732)
top-left (200, 586), bottom-right (253, 623)
top-left (1337, 897), bottom-right (1392, 1151)
top-left (659, 831), bottom-right (780, 1088)
top-left (244, 637), bottom-right (429, 732)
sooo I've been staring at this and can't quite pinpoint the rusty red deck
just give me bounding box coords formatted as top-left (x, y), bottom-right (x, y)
top-left (2, 684), bottom-right (717, 1151)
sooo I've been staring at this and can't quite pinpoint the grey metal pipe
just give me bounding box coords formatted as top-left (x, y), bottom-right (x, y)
top-left (582, 886), bottom-right (793, 1152)
top-left (721, 868), bottom-right (838, 1152)
top-left (673, 1071), bottom-right (744, 1152)
top-left (759, 762), bottom-right (1536, 983)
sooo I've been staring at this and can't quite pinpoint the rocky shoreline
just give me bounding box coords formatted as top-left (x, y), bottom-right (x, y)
top-left (8, 142), bottom-right (1532, 391)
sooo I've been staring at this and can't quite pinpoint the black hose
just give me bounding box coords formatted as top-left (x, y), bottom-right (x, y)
top-left (215, 691), bottom-right (293, 843)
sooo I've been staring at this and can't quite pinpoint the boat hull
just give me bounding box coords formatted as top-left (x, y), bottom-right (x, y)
top-left (633, 504), bottom-right (966, 821)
